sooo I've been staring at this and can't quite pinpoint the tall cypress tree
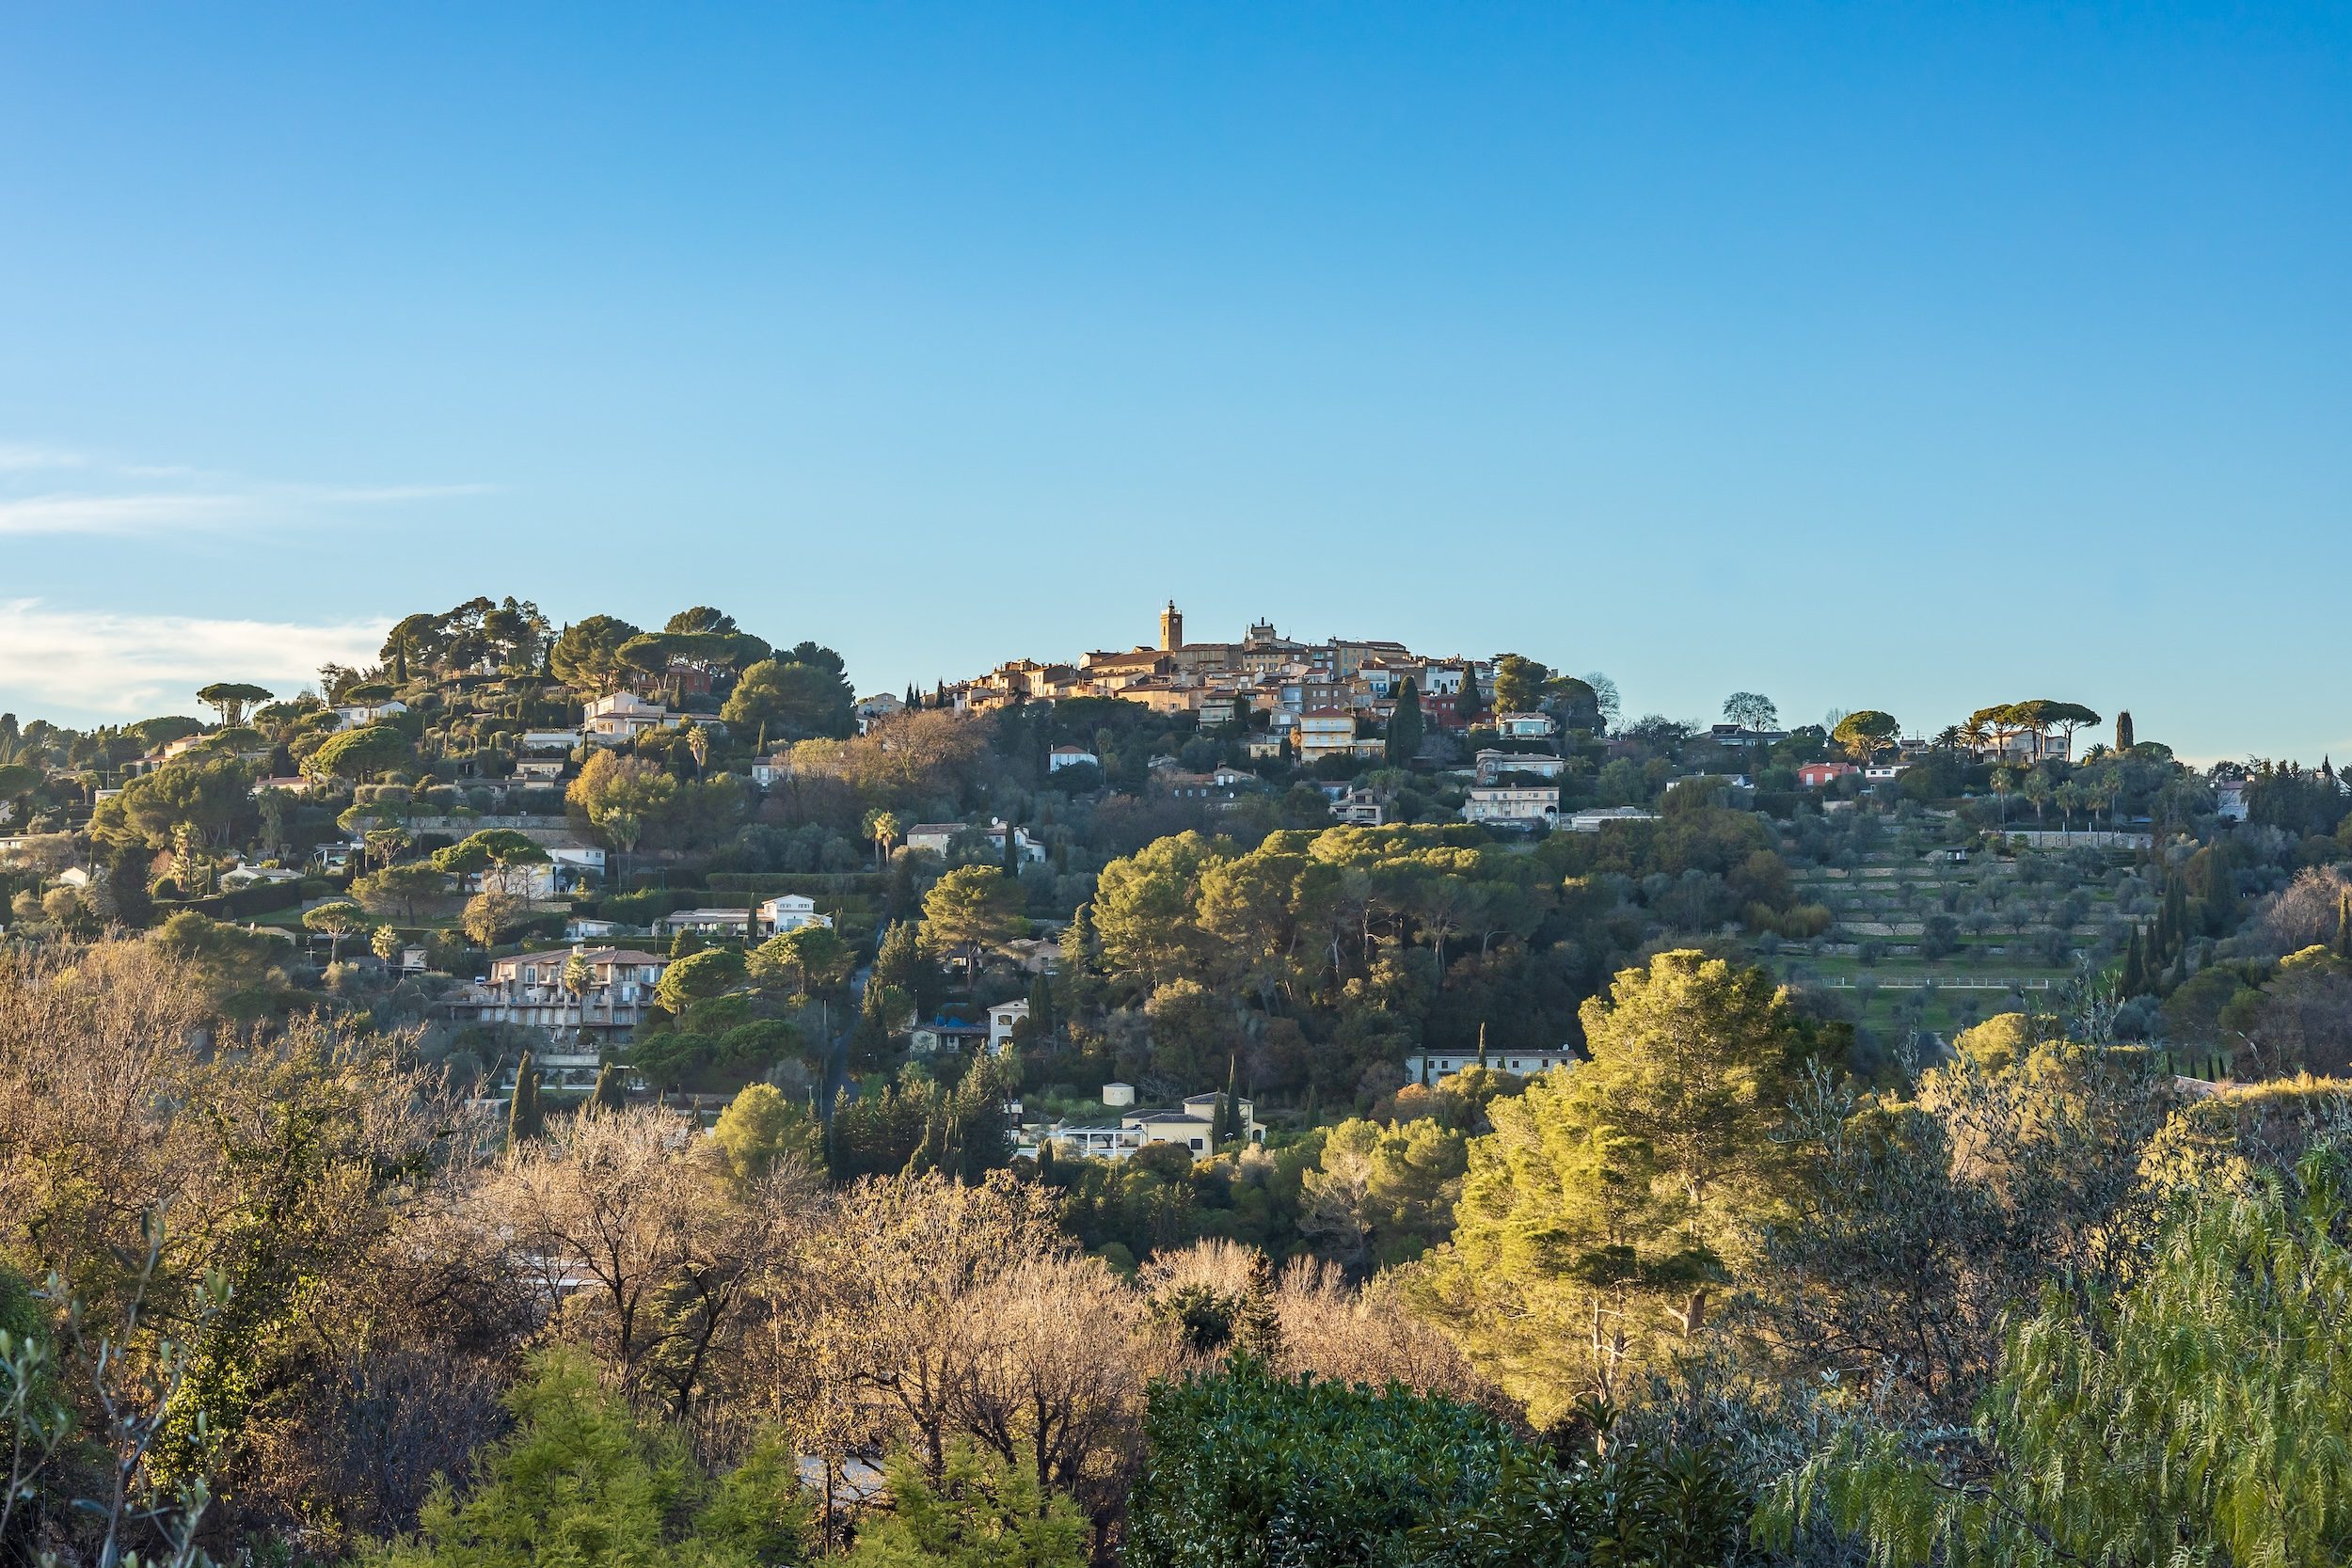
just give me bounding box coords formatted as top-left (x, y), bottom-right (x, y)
top-left (850, 979), bottom-right (895, 1073)
top-left (1065, 904), bottom-right (1099, 974)
top-left (1455, 670), bottom-right (1483, 726)
top-left (1026, 972), bottom-right (1057, 1042)
top-left (507, 1051), bottom-right (543, 1147)
top-left (2163, 875), bottom-right (2189, 964)
top-left (590, 1061), bottom-right (624, 1112)
top-left (2334, 895), bottom-right (2352, 961)
top-left (2121, 926), bottom-right (2146, 997)
top-left (1387, 677), bottom-right (1424, 766)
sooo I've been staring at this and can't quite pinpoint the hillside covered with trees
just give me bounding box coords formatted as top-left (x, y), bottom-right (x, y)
top-left (3, 598), bottom-right (2351, 1564)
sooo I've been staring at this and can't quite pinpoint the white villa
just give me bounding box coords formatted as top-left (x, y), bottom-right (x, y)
top-left (1473, 750), bottom-right (1566, 784)
top-left (582, 691), bottom-right (673, 743)
top-left (1026, 1085), bottom-right (1265, 1163)
top-left (986, 999), bottom-right (1028, 1052)
top-left (1461, 785), bottom-right (1560, 830)
top-left (904, 819), bottom-right (1046, 863)
top-left (1565, 805), bottom-right (1659, 832)
top-left (1405, 1045), bottom-right (1576, 1081)
top-left (660, 907), bottom-right (756, 937)
top-left (1493, 711), bottom-right (1558, 740)
top-left (756, 894), bottom-right (835, 935)
top-left (332, 699), bottom-right (409, 730)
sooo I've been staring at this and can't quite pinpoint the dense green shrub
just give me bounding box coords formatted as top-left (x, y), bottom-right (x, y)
top-left (1128, 1358), bottom-right (1751, 1568)
top-left (1415, 1442), bottom-right (1751, 1567)
top-left (1125, 1356), bottom-right (1531, 1567)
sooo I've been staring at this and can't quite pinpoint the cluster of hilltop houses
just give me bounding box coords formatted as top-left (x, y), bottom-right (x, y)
top-left (898, 605), bottom-right (1645, 836)
top-left (449, 942), bottom-right (1301, 1164)
top-left (938, 604), bottom-right (1523, 763)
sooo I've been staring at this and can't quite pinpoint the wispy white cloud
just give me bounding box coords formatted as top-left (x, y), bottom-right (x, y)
top-left (0, 599), bottom-right (391, 721)
top-left (0, 443), bottom-right (92, 473)
top-left (0, 492), bottom-right (246, 534)
top-left (0, 439), bottom-right (495, 536)
top-left (285, 483), bottom-right (498, 506)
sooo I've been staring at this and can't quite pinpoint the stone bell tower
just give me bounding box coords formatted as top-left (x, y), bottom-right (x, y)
top-left (1158, 599), bottom-right (1184, 652)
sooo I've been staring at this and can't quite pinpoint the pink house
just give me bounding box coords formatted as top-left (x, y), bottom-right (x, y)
top-left (1798, 762), bottom-right (1858, 788)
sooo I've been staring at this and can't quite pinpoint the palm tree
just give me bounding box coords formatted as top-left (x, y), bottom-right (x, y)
top-left (2024, 769), bottom-right (2053, 825)
top-left (563, 949), bottom-right (596, 1046)
top-left (605, 811), bottom-right (644, 893)
top-left (1960, 714), bottom-right (1991, 760)
top-left (865, 810), bottom-right (901, 871)
top-left (2090, 773), bottom-right (2121, 828)
top-left (684, 722), bottom-right (710, 778)
top-left (1992, 764), bottom-right (2021, 824)
top-left (2056, 781), bottom-right (2086, 835)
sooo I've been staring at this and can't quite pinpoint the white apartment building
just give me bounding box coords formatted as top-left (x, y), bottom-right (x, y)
top-left (1296, 708), bottom-right (1381, 765)
top-left (447, 947), bottom-right (672, 1066)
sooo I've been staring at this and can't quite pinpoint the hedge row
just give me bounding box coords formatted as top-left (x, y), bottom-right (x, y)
top-left (704, 871), bottom-right (884, 897)
top-left (168, 880), bottom-right (309, 921)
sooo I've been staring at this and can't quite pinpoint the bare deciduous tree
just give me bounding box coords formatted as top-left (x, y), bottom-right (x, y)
top-left (493, 1105), bottom-right (816, 1420)
top-left (958, 1253), bottom-right (1171, 1527)
top-left (792, 1171), bottom-right (1066, 1477)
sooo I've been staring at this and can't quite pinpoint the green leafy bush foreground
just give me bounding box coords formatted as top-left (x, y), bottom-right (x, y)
top-left (1126, 1357), bottom-right (1747, 1568)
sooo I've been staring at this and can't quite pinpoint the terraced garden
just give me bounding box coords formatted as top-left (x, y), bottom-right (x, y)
top-left (1766, 840), bottom-right (2152, 1042)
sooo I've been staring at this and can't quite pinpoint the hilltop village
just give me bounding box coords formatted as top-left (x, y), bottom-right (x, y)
top-left (3, 594), bottom-right (2351, 1563)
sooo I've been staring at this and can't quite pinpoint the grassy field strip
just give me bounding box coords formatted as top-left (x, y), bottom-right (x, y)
top-left (1817, 976), bottom-right (2054, 990)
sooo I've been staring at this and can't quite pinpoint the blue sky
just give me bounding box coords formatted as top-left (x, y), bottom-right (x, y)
top-left (1, 5), bottom-right (2344, 762)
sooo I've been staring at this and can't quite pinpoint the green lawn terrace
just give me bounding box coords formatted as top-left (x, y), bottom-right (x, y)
top-left (1772, 947), bottom-right (2074, 1040)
